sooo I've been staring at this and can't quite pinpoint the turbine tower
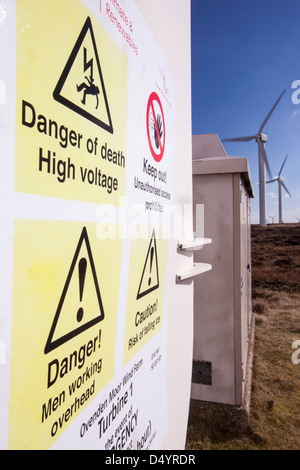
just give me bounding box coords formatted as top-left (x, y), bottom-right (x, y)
top-left (266, 155), bottom-right (291, 224)
top-left (223, 89), bottom-right (286, 227)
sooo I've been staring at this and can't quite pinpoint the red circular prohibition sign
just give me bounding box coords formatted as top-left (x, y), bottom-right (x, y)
top-left (146, 92), bottom-right (165, 162)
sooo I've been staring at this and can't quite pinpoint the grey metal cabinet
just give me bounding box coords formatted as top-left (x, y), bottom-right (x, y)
top-left (191, 134), bottom-right (254, 406)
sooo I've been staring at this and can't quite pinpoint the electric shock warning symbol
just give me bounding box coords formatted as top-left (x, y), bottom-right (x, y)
top-left (44, 226), bottom-right (105, 354)
top-left (137, 230), bottom-right (159, 300)
top-left (53, 16), bottom-right (113, 133)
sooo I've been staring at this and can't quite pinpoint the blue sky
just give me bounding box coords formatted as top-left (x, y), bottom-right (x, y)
top-left (191, 0), bottom-right (300, 224)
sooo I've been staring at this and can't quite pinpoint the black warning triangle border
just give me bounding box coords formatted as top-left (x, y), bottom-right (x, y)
top-left (44, 226), bottom-right (105, 354)
top-left (136, 229), bottom-right (159, 300)
top-left (53, 16), bottom-right (113, 134)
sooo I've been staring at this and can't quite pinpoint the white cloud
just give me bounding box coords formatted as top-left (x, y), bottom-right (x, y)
top-left (291, 109), bottom-right (300, 119)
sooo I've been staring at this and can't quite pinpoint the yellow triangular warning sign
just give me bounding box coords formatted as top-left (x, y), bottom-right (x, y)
top-left (44, 226), bottom-right (105, 354)
top-left (136, 230), bottom-right (159, 300)
top-left (53, 16), bottom-right (113, 133)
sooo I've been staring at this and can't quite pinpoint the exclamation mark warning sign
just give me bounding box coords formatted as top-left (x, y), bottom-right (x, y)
top-left (137, 230), bottom-right (159, 300)
top-left (45, 226), bottom-right (105, 354)
top-left (123, 228), bottom-right (169, 365)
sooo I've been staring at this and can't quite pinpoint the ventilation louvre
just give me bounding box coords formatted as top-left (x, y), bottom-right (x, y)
top-left (192, 360), bottom-right (212, 385)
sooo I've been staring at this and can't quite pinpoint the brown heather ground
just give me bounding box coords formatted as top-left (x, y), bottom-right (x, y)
top-left (185, 223), bottom-right (300, 450)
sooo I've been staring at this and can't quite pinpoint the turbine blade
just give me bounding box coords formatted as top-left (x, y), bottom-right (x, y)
top-left (266, 178), bottom-right (277, 183)
top-left (258, 139), bottom-right (273, 180)
top-left (222, 136), bottom-right (255, 142)
top-left (278, 154), bottom-right (288, 177)
top-left (258, 89), bottom-right (286, 133)
top-left (281, 180), bottom-right (292, 197)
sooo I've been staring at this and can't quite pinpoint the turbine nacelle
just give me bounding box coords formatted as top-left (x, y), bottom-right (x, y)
top-left (255, 133), bottom-right (267, 143)
top-left (259, 133), bottom-right (268, 143)
top-left (266, 155), bottom-right (291, 195)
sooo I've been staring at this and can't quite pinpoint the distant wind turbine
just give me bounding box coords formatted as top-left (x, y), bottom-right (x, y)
top-left (266, 155), bottom-right (291, 224)
top-left (269, 215), bottom-right (277, 224)
top-left (295, 217), bottom-right (300, 223)
top-left (223, 89), bottom-right (286, 227)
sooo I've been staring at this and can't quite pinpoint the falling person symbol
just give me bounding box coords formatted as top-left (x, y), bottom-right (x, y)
top-left (77, 257), bottom-right (87, 323)
top-left (77, 76), bottom-right (100, 109)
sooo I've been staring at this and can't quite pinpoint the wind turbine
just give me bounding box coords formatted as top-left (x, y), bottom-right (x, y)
top-left (269, 215), bottom-right (277, 224)
top-left (223, 89), bottom-right (286, 227)
top-left (266, 155), bottom-right (291, 224)
top-left (296, 217), bottom-right (300, 223)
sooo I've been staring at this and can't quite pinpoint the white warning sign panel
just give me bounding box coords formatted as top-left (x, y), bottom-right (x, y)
top-left (1, 0), bottom-right (176, 452)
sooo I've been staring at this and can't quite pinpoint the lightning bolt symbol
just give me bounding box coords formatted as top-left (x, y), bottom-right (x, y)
top-left (84, 47), bottom-right (94, 81)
